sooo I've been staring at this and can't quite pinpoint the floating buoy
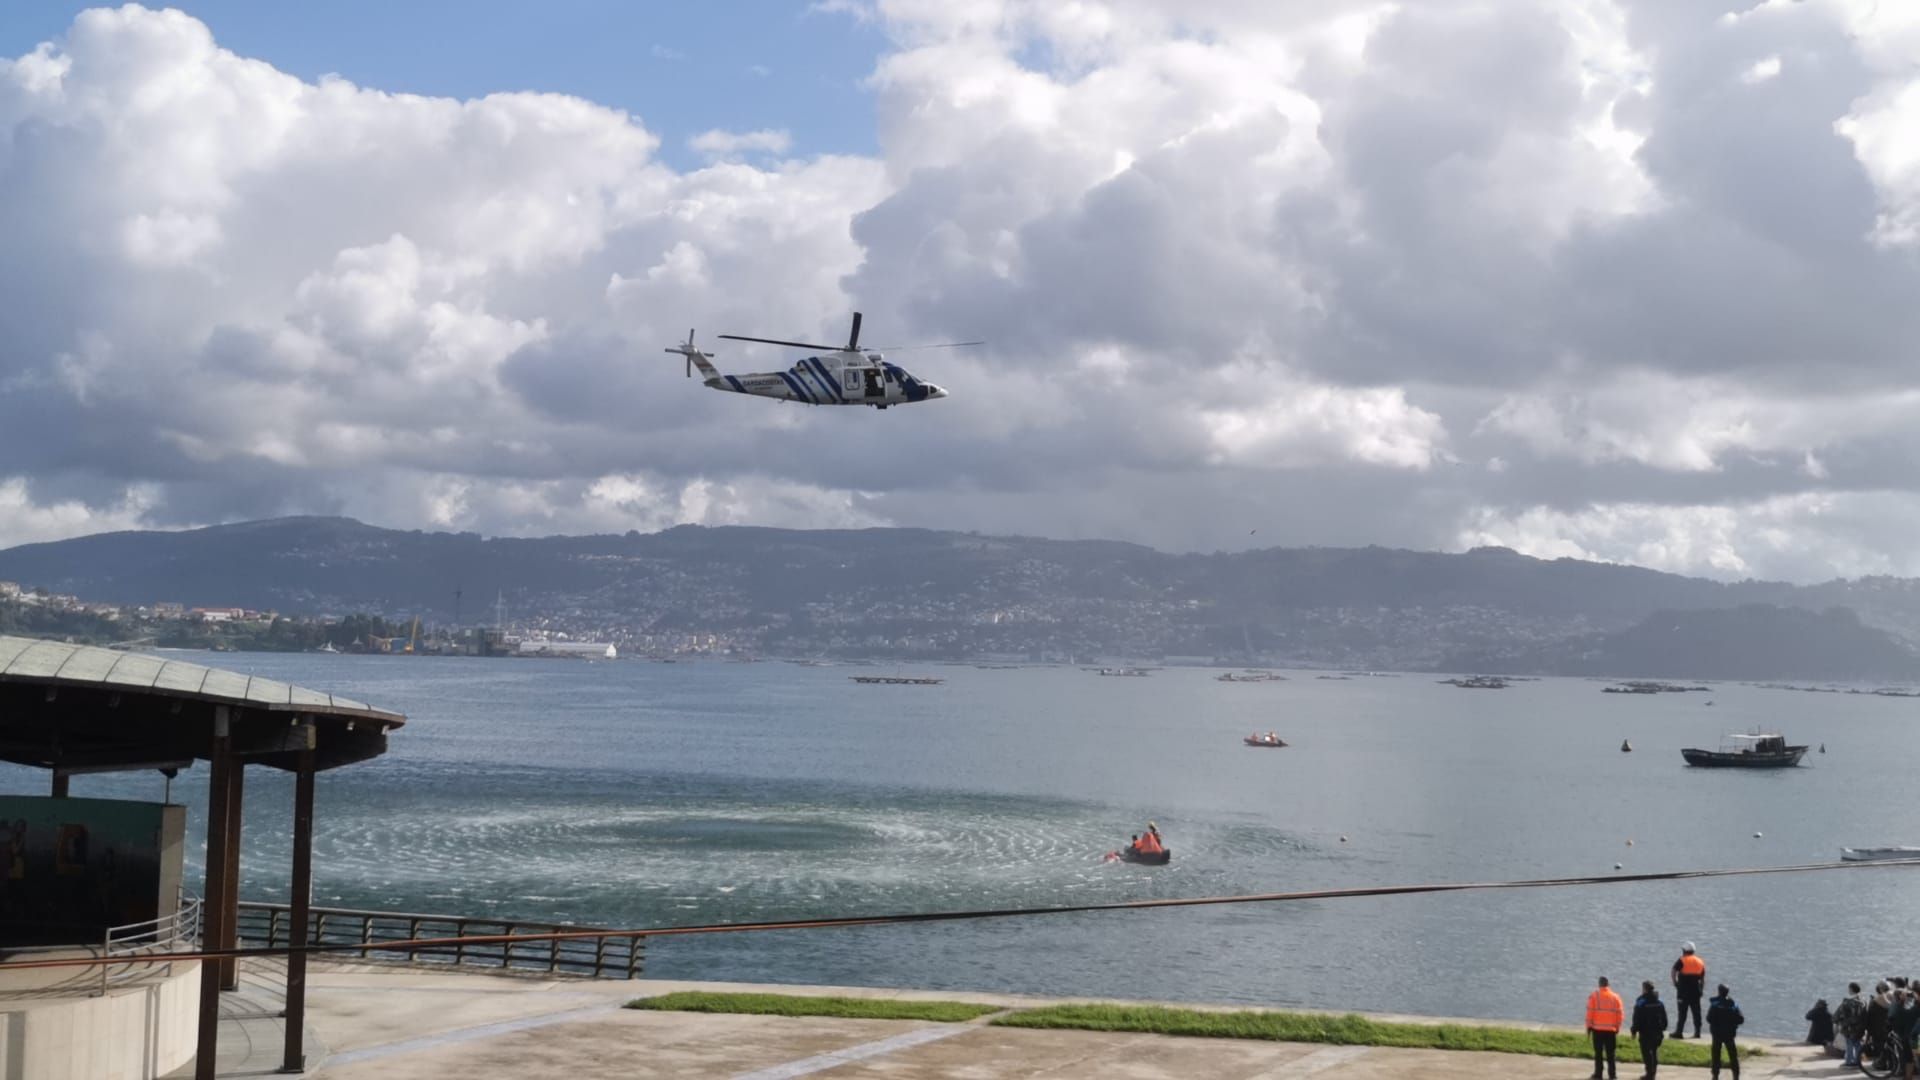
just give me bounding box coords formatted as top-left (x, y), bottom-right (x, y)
top-left (1753, 831), bottom-right (1764, 838)
top-left (1626, 839), bottom-right (1634, 847)
top-left (1338, 836), bottom-right (1348, 843)
top-left (1614, 863), bottom-right (1624, 870)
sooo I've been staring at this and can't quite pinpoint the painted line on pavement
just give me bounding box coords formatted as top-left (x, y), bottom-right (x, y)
top-left (321, 1001), bottom-right (622, 1068)
top-left (1248, 1045), bottom-right (1372, 1078)
top-left (732, 1024), bottom-right (973, 1080)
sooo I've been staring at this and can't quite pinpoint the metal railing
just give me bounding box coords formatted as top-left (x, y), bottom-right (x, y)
top-left (234, 901), bottom-right (643, 980)
top-left (100, 894), bottom-right (203, 994)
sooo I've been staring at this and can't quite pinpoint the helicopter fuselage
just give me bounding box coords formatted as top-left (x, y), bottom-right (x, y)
top-left (709, 355), bottom-right (944, 408)
top-left (667, 313), bottom-right (965, 408)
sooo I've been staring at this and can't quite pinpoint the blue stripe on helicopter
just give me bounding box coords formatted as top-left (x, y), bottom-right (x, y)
top-left (798, 358), bottom-right (831, 402)
top-left (725, 375), bottom-right (746, 393)
top-left (792, 356), bottom-right (834, 403)
top-left (807, 357), bottom-right (844, 403)
top-left (778, 371), bottom-right (813, 403)
top-left (791, 362), bottom-right (826, 403)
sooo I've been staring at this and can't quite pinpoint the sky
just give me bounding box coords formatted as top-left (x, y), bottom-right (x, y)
top-left (3, 1), bottom-right (1920, 583)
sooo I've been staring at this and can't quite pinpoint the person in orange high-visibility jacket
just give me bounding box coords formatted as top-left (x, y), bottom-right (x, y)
top-left (1672, 943), bottom-right (1707, 1038)
top-left (1587, 976), bottom-right (1625, 1080)
top-left (1136, 825), bottom-right (1162, 855)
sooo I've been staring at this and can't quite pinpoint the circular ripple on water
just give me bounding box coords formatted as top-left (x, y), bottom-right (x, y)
top-left (279, 788), bottom-right (1321, 929)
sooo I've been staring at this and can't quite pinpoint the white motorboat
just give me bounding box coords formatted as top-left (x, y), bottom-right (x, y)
top-left (1840, 846), bottom-right (1920, 862)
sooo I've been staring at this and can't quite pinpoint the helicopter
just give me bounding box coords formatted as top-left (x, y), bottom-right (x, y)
top-left (665, 312), bottom-right (976, 408)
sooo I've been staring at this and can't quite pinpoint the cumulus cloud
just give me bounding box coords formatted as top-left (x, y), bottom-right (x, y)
top-left (4, 2), bottom-right (1920, 583)
top-left (688, 127), bottom-right (794, 161)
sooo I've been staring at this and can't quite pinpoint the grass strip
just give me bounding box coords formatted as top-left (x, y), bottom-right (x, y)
top-left (627, 991), bottom-right (1002, 1023)
top-left (990, 1004), bottom-right (1758, 1067)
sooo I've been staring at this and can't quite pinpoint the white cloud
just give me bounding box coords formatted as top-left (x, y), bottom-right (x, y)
top-left (4, 3), bottom-right (1920, 583)
top-left (1457, 491), bottom-right (1920, 582)
top-left (1477, 374), bottom-right (1920, 474)
top-left (1742, 55), bottom-right (1783, 85)
top-left (688, 127), bottom-right (794, 160)
top-left (0, 478), bottom-right (157, 549)
top-left (1203, 381), bottom-right (1449, 471)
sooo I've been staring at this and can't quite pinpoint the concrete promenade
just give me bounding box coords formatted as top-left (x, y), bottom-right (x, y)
top-left (181, 959), bottom-right (1849, 1079)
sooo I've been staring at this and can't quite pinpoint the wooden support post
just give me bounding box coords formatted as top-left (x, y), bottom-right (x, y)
top-left (219, 755), bottom-right (245, 991)
top-left (50, 771), bottom-right (68, 798)
top-left (281, 729), bottom-right (315, 1074)
top-left (195, 706), bottom-right (234, 1080)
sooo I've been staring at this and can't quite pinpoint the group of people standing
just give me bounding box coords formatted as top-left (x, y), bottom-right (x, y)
top-left (1812, 978), bottom-right (1920, 1073)
top-left (1584, 944), bottom-right (1743, 1079)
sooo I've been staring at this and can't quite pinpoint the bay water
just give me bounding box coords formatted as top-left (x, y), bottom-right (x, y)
top-left (10, 654), bottom-right (1916, 1037)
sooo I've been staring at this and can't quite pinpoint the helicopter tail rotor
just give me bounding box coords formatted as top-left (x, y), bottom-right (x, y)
top-left (665, 329), bottom-right (717, 379)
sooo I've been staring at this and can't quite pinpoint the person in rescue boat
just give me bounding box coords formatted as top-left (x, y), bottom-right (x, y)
top-left (1672, 943), bottom-right (1707, 1038)
top-left (1134, 823), bottom-right (1163, 855)
top-left (1586, 976), bottom-right (1625, 1080)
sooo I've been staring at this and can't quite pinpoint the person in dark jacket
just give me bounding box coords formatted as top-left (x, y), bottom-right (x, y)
top-left (1708, 984), bottom-right (1745, 1079)
top-left (1671, 943), bottom-right (1706, 1038)
top-left (1891, 986), bottom-right (1920, 1080)
top-left (1632, 981), bottom-right (1670, 1078)
top-left (1836, 984), bottom-right (1868, 1067)
top-left (1805, 998), bottom-right (1834, 1046)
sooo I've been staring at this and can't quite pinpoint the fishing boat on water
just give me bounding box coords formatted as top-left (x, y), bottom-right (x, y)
top-left (1841, 846), bottom-right (1920, 862)
top-left (1244, 734), bottom-right (1289, 748)
top-left (1680, 732), bottom-right (1808, 768)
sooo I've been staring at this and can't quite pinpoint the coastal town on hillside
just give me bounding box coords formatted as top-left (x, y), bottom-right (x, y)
top-left (0, 573), bottom-right (1597, 668)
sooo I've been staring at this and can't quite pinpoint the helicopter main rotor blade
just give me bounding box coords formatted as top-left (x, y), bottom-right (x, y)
top-left (716, 334), bottom-right (844, 351)
top-left (847, 312), bottom-right (863, 352)
top-left (866, 341), bottom-right (986, 351)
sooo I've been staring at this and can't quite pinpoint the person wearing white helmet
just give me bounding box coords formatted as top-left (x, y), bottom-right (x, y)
top-left (1671, 943), bottom-right (1707, 1038)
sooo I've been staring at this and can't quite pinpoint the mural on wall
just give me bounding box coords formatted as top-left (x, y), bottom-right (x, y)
top-left (0, 796), bottom-right (172, 944)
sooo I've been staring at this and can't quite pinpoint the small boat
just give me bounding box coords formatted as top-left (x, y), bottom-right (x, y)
top-left (1117, 846), bottom-right (1171, 865)
top-left (1620, 739), bottom-right (1632, 753)
top-left (1095, 667), bottom-right (1151, 677)
top-left (1441, 675), bottom-right (1509, 689)
top-left (1244, 735), bottom-right (1289, 748)
top-left (1680, 732), bottom-right (1808, 768)
top-left (1841, 846), bottom-right (1920, 862)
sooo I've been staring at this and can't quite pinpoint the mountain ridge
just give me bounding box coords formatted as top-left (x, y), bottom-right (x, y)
top-left (2, 516), bottom-right (1917, 678)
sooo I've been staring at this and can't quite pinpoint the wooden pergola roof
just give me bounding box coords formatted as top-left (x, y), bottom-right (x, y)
top-left (0, 635), bottom-right (404, 773)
